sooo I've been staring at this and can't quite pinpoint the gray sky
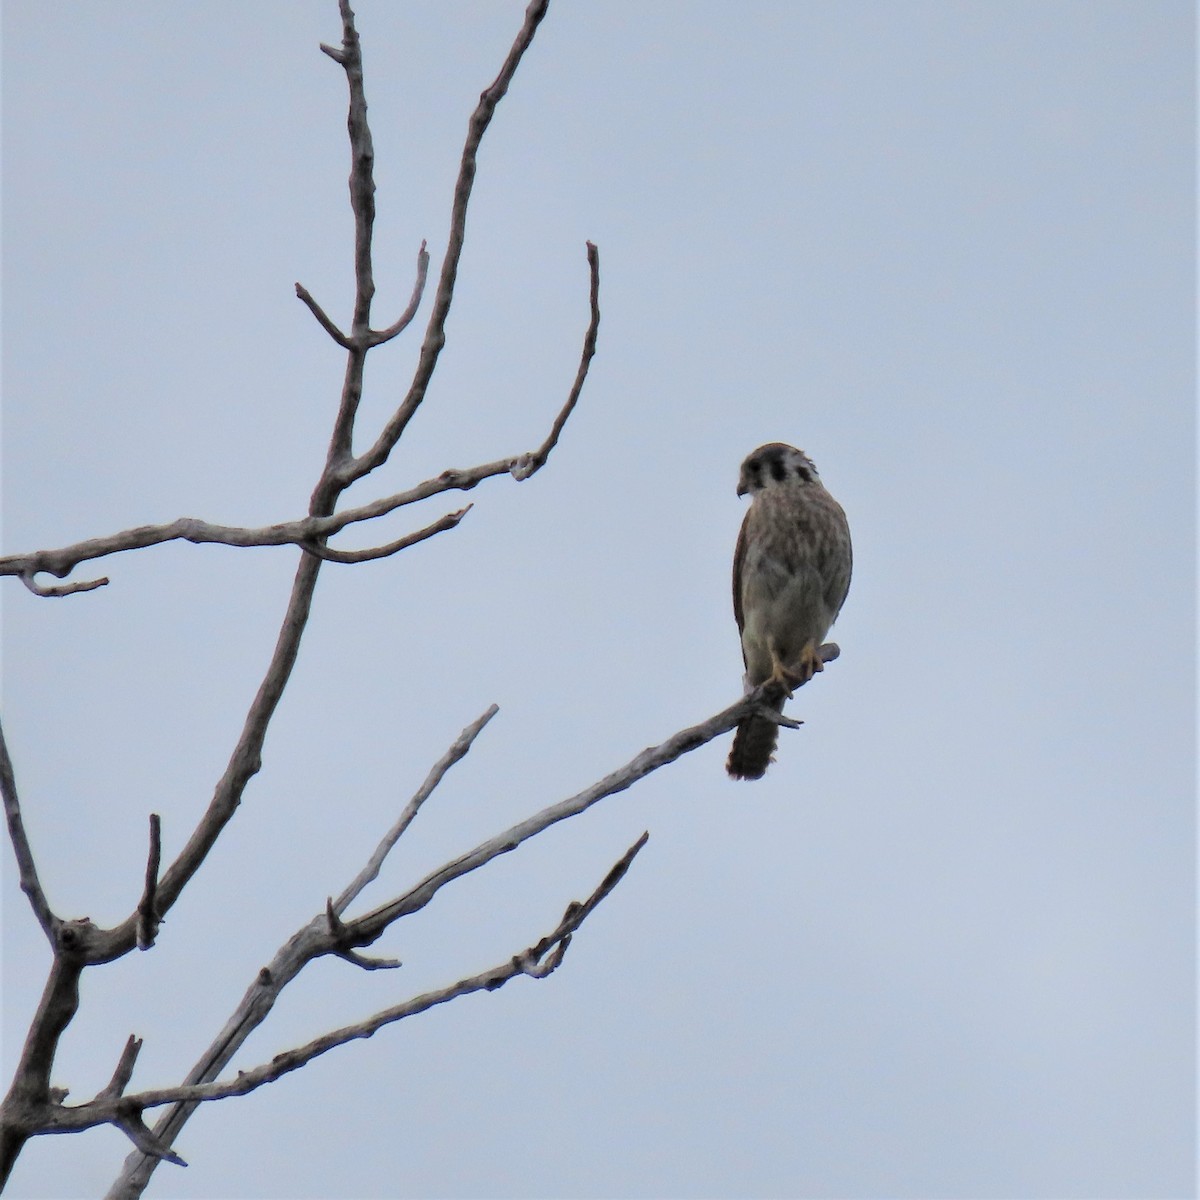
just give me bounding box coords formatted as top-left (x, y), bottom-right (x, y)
top-left (2, 2), bottom-right (1194, 1198)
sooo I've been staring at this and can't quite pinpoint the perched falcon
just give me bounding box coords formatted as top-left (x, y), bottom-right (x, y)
top-left (727, 443), bottom-right (852, 780)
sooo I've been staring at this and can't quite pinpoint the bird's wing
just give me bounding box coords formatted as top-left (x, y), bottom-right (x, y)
top-left (731, 509), bottom-right (750, 637)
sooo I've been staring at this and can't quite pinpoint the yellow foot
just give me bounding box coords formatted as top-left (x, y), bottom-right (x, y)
top-left (767, 639), bottom-right (823, 695)
top-left (794, 639), bottom-right (825, 685)
top-left (764, 660), bottom-right (795, 699)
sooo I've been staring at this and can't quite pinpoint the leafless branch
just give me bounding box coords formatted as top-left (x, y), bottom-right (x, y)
top-left (6, 1), bottom-right (615, 1192)
top-left (0, 717), bottom-right (56, 940)
top-left (314, 0), bottom-right (379, 474)
top-left (19, 570), bottom-right (109, 597)
top-left (347, 688), bottom-right (779, 943)
top-left (96, 634), bottom-right (843, 1190)
top-left (817, 641), bottom-right (840, 666)
top-left (294, 282), bottom-right (351, 347)
top-left (6, 206), bottom-right (593, 600)
top-left (91, 5), bottom-right (569, 1188)
top-left (512, 241), bottom-right (601, 479)
top-left (333, 705), bottom-right (500, 916)
top-left (323, 901), bottom-right (402, 970)
top-left (169, 668), bottom-right (826, 1113)
top-left (301, 505), bottom-right (470, 564)
top-left (339, 0), bottom-right (376, 337)
top-left (345, 0), bottom-right (550, 485)
top-left (0, 489), bottom-right (476, 590)
top-left (335, 947), bottom-right (402, 971)
top-left (95, 832), bottom-right (648, 1117)
top-left (101, 701), bottom-right (505, 1190)
top-left (97, 1038), bottom-right (143, 1104)
top-left (124, 551), bottom-right (323, 954)
top-left (5, 463), bottom-right (479, 585)
top-left (5, 226), bottom-right (593, 597)
top-left (99, 679), bottom-right (758, 1190)
top-left (368, 240), bottom-right (431, 346)
top-left (112, 1109), bottom-right (187, 1168)
top-left (136, 817), bottom-right (162, 951)
top-left (4, 231), bottom-right (595, 594)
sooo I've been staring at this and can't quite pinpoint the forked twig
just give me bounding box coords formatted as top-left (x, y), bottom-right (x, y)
top-left (333, 705), bottom-right (500, 915)
top-left (345, 0), bottom-right (551, 484)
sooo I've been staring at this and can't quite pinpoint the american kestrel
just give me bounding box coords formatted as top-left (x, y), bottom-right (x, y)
top-left (727, 443), bottom-right (852, 780)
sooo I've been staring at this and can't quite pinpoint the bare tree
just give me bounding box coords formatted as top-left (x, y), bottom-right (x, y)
top-left (0, 2), bottom-right (829, 1194)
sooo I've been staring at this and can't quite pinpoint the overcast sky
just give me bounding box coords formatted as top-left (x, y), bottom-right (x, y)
top-left (2, 3), bottom-right (1194, 1198)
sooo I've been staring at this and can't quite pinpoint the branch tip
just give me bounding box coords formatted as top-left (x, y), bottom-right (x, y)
top-left (302, 504), bottom-right (468, 565)
top-left (99, 1035), bottom-right (144, 1101)
top-left (369, 242), bottom-right (432, 346)
top-left (20, 570), bottom-right (109, 597)
top-left (136, 814), bottom-right (163, 950)
top-left (332, 703), bottom-right (500, 915)
top-left (335, 949), bottom-right (402, 971)
top-left (295, 282), bottom-right (351, 347)
top-left (115, 1109), bottom-right (188, 1168)
top-left (0, 717), bottom-right (57, 939)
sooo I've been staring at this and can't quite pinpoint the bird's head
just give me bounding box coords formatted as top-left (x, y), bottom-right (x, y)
top-left (737, 443), bottom-right (819, 497)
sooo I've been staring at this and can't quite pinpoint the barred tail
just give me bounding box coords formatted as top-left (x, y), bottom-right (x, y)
top-left (726, 700), bottom-right (783, 780)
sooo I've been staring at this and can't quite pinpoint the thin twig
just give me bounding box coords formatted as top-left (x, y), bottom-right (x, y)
top-left (313, 0), bottom-right (378, 477)
top-left (112, 1110), bottom-right (187, 1168)
top-left (301, 506), bottom-right (469, 564)
top-left (333, 705), bottom-right (499, 915)
top-left (338, 0), bottom-right (376, 337)
top-left (512, 242), bottom-right (600, 479)
top-left (1, 495), bottom-right (474, 592)
top-left (97, 1037), bottom-right (143, 1103)
top-left (2, 427), bottom-right (590, 594)
top-left (294, 283), bottom-right (351, 347)
top-left (136, 816), bottom-right (162, 951)
top-left (0, 718), bottom-right (56, 940)
top-left (334, 948), bottom-right (403, 971)
top-left (369, 241), bottom-right (431, 346)
top-left (19, 570), bottom-right (108, 597)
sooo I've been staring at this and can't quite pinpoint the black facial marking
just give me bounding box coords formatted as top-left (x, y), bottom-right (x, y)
top-left (795, 463), bottom-right (813, 482)
top-left (769, 456), bottom-right (787, 483)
